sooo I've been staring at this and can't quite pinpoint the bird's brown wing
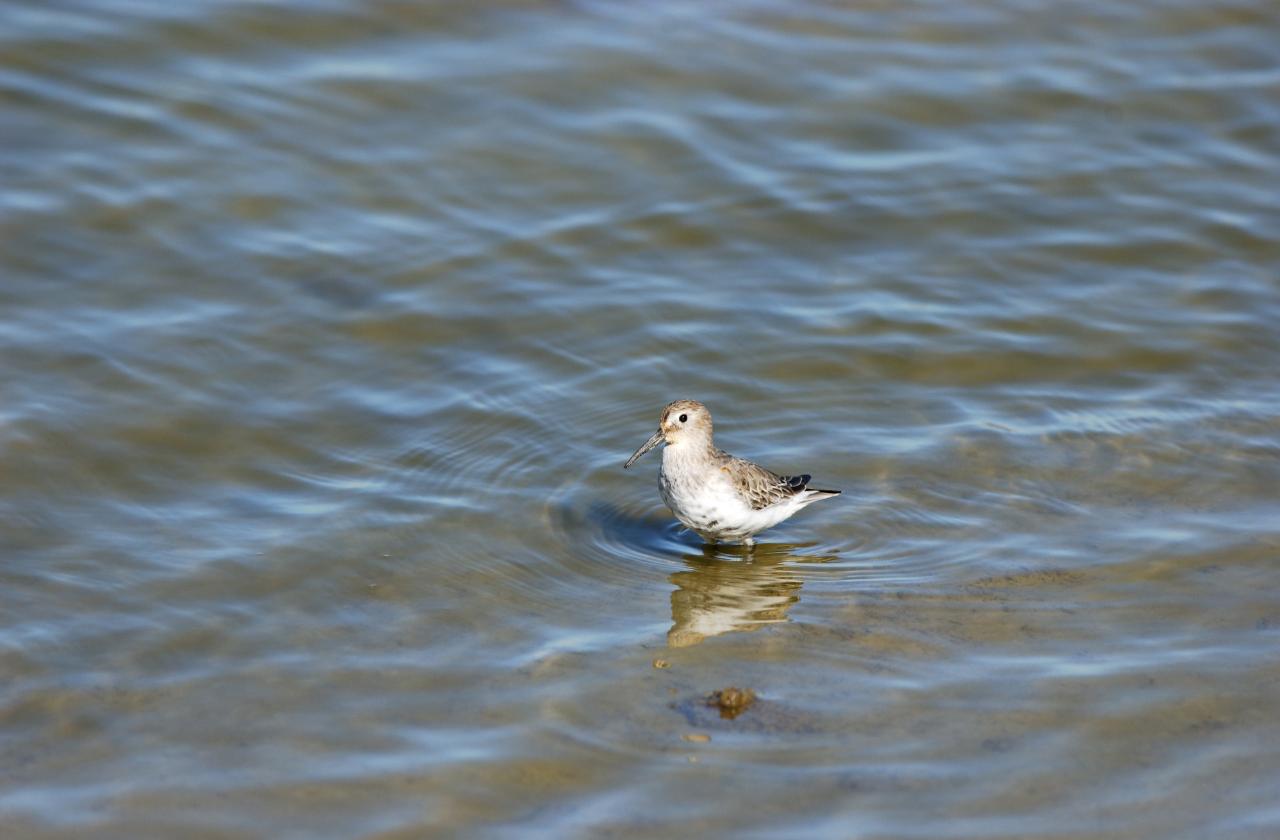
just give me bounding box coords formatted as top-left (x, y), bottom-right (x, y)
top-left (716, 450), bottom-right (813, 510)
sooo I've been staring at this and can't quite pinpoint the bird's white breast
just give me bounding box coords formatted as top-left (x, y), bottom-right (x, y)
top-left (659, 447), bottom-right (758, 539)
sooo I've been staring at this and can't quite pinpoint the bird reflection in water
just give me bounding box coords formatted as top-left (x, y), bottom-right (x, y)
top-left (565, 502), bottom-right (835, 648)
top-left (667, 542), bottom-right (835, 648)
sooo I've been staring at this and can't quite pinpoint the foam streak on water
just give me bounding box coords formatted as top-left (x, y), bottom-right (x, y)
top-left (2, 1), bottom-right (1279, 836)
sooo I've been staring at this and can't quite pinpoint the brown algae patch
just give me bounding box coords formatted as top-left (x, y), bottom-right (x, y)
top-left (706, 687), bottom-right (757, 719)
top-left (968, 568), bottom-right (1090, 589)
top-left (672, 687), bottom-right (823, 733)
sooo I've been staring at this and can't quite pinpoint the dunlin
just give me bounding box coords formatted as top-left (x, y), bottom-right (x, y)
top-left (623, 399), bottom-right (840, 547)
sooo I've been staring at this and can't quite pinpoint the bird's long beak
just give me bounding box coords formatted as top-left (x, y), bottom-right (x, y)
top-left (623, 429), bottom-right (665, 469)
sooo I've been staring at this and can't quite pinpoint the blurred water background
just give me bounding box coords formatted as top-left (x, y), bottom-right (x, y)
top-left (2, 0), bottom-right (1279, 836)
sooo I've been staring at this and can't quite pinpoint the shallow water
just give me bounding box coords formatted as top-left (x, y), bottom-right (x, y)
top-left (3, 0), bottom-right (1279, 836)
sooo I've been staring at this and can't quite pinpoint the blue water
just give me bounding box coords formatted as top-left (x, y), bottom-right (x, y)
top-left (2, 1), bottom-right (1278, 836)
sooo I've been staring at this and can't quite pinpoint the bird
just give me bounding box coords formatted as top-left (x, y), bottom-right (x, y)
top-left (623, 399), bottom-right (840, 547)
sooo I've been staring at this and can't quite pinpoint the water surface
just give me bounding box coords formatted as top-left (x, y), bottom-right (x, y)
top-left (2, 0), bottom-right (1279, 837)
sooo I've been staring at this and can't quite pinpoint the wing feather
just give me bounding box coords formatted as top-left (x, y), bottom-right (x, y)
top-left (715, 450), bottom-right (814, 510)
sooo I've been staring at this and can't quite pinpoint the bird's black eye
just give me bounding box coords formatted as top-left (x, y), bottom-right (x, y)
top-left (679, 413), bottom-right (688, 423)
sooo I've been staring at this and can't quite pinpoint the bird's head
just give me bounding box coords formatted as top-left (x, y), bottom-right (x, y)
top-left (623, 399), bottom-right (713, 468)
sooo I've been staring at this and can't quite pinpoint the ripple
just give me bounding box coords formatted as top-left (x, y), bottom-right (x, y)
top-left (4, 0), bottom-right (1279, 834)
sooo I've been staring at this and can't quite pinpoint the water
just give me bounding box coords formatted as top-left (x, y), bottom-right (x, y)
top-left (3, 0), bottom-right (1279, 836)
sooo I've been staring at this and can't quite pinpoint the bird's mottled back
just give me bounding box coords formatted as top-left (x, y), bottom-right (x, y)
top-left (715, 452), bottom-right (813, 510)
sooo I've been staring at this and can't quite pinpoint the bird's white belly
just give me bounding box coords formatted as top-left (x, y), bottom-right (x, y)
top-left (660, 469), bottom-right (764, 540)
